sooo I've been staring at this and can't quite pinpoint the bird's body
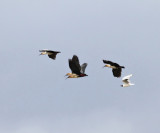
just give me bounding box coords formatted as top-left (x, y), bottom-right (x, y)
top-left (121, 74), bottom-right (134, 87)
top-left (66, 55), bottom-right (88, 79)
top-left (65, 73), bottom-right (78, 77)
top-left (103, 60), bottom-right (125, 78)
top-left (39, 49), bottom-right (60, 60)
top-left (65, 73), bottom-right (79, 79)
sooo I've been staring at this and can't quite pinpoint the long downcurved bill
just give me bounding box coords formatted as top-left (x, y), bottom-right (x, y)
top-left (39, 52), bottom-right (47, 55)
top-left (103, 64), bottom-right (110, 68)
top-left (65, 73), bottom-right (72, 77)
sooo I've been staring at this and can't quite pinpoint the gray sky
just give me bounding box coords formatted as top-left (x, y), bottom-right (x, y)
top-left (0, 0), bottom-right (160, 133)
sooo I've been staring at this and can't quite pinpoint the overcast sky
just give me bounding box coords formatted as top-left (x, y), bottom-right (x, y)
top-left (0, 0), bottom-right (160, 133)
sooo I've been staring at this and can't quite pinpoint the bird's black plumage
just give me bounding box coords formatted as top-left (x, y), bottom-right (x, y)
top-left (103, 60), bottom-right (121, 67)
top-left (69, 55), bottom-right (88, 76)
top-left (112, 67), bottom-right (122, 77)
top-left (69, 55), bottom-right (81, 75)
top-left (39, 50), bottom-right (60, 60)
top-left (103, 60), bottom-right (125, 78)
top-left (48, 53), bottom-right (57, 60)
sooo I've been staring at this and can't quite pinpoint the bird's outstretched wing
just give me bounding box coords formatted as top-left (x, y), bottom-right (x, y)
top-left (122, 74), bottom-right (132, 81)
top-left (47, 50), bottom-right (61, 53)
top-left (103, 60), bottom-right (120, 67)
top-left (48, 54), bottom-right (57, 60)
top-left (72, 55), bottom-right (81, 71)
top-left (103, 60), bottom-right (113, 64)
top-left (122, 74), bottom-right (133, 84)
top-left (69, 59), bottom-right (74, 73)
top-left (68, 55), bottom-right (81, 75)
top-left (80, 63), bottom-right (88, 74)
top-left (122, 79), bottom-right (130, 84)
top-left (122, 74), bottom-right (134, 87)
top-left (112, 68), bottom-right (122, 78)
top-left (39, 49), bottom-right (60, 53)
top-left (47, 51), bottom-right (60, 60)
top-left (39, 49), bottom-right (48, 52)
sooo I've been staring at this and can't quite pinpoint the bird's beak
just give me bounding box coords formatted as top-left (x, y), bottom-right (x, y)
top-left (103, 65), bottom-right (109, 68)
top-left (65, 77), bottom-right (69, 80)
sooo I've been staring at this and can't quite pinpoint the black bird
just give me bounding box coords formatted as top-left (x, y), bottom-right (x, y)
top-left (66, 55), bottom-right (88, 78)
top-left (103, 60), bottom-right (125, 78)
top-left (39, 49), bottom-right (60, 60)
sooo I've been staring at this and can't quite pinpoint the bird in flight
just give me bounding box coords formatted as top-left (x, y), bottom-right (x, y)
top-left (103, 60), bottom-right (125, 78)
top-left (121, 74), bottom-right (134, 87)
top-left (66, 55), bottom-right (88, 79)
top-left (39, 49), bottom-right (60, 60)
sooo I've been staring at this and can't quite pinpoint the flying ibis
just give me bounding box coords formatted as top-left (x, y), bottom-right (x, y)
top-left (66, 55), bottom-right (88, 79)
top-left (103, 60), bottom-right (125, 78)
top-left (39, 49), bottom-right (60, 60)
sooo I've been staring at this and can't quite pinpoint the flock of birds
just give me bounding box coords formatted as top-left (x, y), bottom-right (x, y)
top-left (39, 49), bottom-right (135, 87)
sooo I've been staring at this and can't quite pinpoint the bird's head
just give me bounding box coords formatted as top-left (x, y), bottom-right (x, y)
top-left (39, 52), bottom-right (46, 55)
top-left (65, 75), bottom-right (74, 79)
top-left (103, 64), bottom-right (111, 68)
top-left (65, 73), bottom-right (72, 76)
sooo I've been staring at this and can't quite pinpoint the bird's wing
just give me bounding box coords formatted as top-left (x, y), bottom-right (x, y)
top-left (69, 59), bottom-right (74, 73)
top-left (103, 60), bottom-right (114, 64)
top-left (122, 79), bottom-right (130, 84)
top-left (47, 50), bottom-right (61, 53)
top-left (68, 55), bottom-right (81, 75)
top-left (39, 49), bottom-right (48, 52)
top-left (80, 63), bottom-right (88, 74)
top-left (112, 68), bottom-right (122, 78)
top-left (72, 55), bottom-right (81, 71)
top-left (122, 74), bottom-right (132, 81)
top-left (103, 60), bottom-right (120, 67)
top-left (48, 53), bottom-right (57, 60)
top-left (39, 50), bottom-right (60, 53)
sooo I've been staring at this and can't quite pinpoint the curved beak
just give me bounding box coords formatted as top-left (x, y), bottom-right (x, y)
top-left (65, 77), bottom-right (69, 80)
top-left (103, 65), bottom-right (109, 68)
top-left (64, 73), bottom-right (69, 77)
